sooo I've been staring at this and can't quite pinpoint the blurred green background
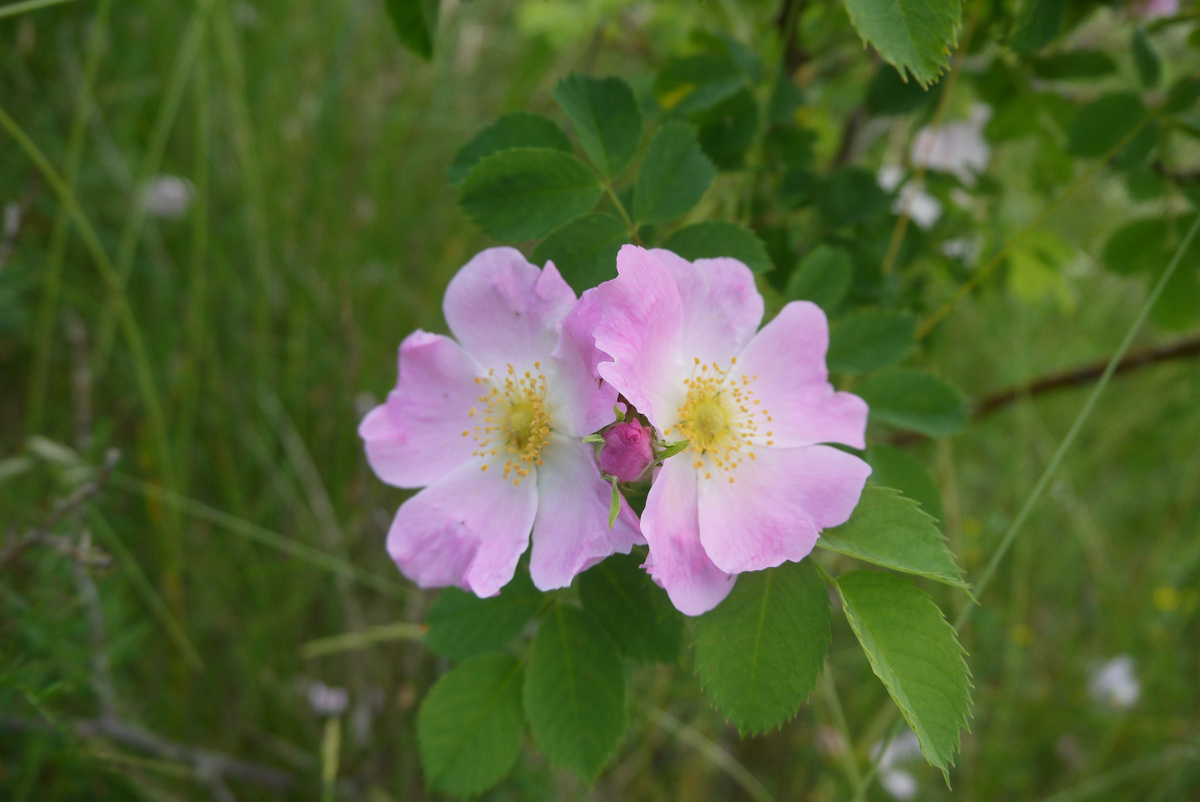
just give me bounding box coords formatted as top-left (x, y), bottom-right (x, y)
top-left (2, 0), bottom-right (1199, 799)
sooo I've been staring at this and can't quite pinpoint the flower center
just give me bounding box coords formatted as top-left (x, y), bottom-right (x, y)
top-left (665, 357), bottom-right (773, 483)
top-left (462, 362), bottom-right (553, 486)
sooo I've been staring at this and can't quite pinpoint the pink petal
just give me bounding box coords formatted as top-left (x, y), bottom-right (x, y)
top-left (443, 248), bottom-right (577, 373)
top-left (732, 301), bottom-right (868, 449)
top-left (698, 445), bottom-right (871, 575)
top-left (591, 245), bottom-right (687, 428)
top-left (528, 437), bottom-right (644, 590)
top-left (387, 459), bottom-right (538, 597)
top-left (359, 330), bottom-right (483, 489)
top-left (650, 249), bottom-right (763, 366)
top-left (547, 289), bottom-right (619, 437)
top-left (640, 458), bottom-right (736, 615)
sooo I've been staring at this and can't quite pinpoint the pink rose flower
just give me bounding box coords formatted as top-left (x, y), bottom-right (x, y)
top-left (359, 248), bottom-right (642, 597)
top-left (599, 420), bottom-right (655, 482)
top-left (586, 245), bottom-right (871, 615)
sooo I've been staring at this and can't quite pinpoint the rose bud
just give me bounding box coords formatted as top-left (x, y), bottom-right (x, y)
top-left (598, 420), bottom-right (655, 483)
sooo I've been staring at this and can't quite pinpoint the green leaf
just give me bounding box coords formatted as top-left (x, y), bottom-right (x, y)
top-left (448, 112), bottom-right (572, 187)
top-left (785, 245), bottom-right (853, 312)
top-left (855, 367), bottom-right (967, 437)
top-left (695, 89), bottom-right (760, 170)
top-left (1103, 215), bottom-right (1200, 276)
top-left (459, 148), bottom-right (603, 241)
top-left (817, 167), bottom-right (891, 227)
top-left (1132, 28), bottom-right (1162, 89)
top-left (531, 213), bottom-right (629, 294)
top-left (524, 605), bottom-right (626, 780)
top-left (662, 221), bottom-right (773, 274)
top-left (655, 53), bottom-right (748, 117)
top-left (692, 560), bottom-right (831, 734)
top-left (1067, 92), bottom-right (1147, 159)
top-left (866, 64), bottom-right (941, 115)
top-left (865, 445), bottom-right (944, 523)
top-left (1010, 0), bottom-right (1066, 53)
top-left (554, 74), bottom-right (643, 178)
top-left (424, 570), bottom-right (542, 661)
top-left (827, 308), bottom-right (916, 374)
top-left (841, 0), bottom-right (961, 86)
top-left (633, 122), bottom-right (717, 225)
top-left (417, 654), bottom-right (525, 797)
top-left (578, 552), bottom-right (684, 664)
top-left (1164, 73), bottom-right (1200, 115)
top-left (836, 571), bottom-right (971, 777)
top-left (818, 486), bottom-right (968, 592)
top-left (1030, 51), bottom-right (1117, 81)
top-left (384, 0), bottom-right (440, 60)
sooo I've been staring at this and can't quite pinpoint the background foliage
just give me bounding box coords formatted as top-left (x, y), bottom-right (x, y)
top-left (3, 0), bottom-right (1200, 799)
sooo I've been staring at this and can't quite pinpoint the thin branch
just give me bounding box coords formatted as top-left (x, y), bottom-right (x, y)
top-left (886, 334), bottom-right (1200, 448)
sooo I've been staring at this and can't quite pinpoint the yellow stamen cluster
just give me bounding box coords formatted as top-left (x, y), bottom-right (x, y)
top-left (460, 362), bottom-right (553, 486)
top-left (664, 356), bottom-right (774, 483)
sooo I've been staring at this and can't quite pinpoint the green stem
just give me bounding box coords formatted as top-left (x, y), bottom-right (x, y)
top-left (27, 0), bottom-right (113, 435)
top-left (603, 178), bottom-right (642, 244)
top-left (0, 0), bottom-right (80, 20)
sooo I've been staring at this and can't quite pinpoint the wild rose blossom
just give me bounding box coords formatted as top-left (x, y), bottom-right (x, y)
top-left (585, 245), bottom-right (871, 615)
top-left (359, 248), bottom-right (641, 597)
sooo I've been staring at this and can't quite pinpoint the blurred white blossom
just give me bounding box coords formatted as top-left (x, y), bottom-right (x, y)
top-left (308, 681), bottom-right (349, 716)
top-left (878, 166), bottom-right (943, 229)
top-left (141, 175), bottom-right (193, 219)
top-left (1089, 655), bottom-right (1140, 710)
top-left (873, 728), bottom-right (924, 801)
top-left (911, 105), bottom-right (992, 185)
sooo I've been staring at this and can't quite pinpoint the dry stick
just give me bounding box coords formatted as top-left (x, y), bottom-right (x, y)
top-left (878, 0), bottom-right (984, 278)
top-left (887, 334), bottom-right (1200, 447)
top-left (850, 213), bottom-right (1200, 802)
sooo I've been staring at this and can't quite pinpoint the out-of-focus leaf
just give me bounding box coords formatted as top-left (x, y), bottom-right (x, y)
top-left (785, 245), bottom-right (853, 312)
top-left (1067, 92), bottom-right (1147, 158)
top-left (867, 64), bottom-right (942, 115)
top-left (531, 213), bottom-right (629, 294)
top-left (695, 89), bottom-right (760, 170)
top-left (385, 0), bottom-right (440, 60)
top-left (1133, 27), bottom-right (1162, 89)
top-left (818, 168), bottom-right (891, 227)
top-left (1030, 51), bottom-right (1117, 81)
top-left (1010, 0), bottom-right (1066, 53)
top-left (865, 445), bottom-right (944, 522)
top-left (655, 53), bottom-right (748, 117)
top-left (827, 308), bottom-right (916, 374)
top-left (448, 113), bottom-right (571, 187)
top-left (855, 368), bottom-right (968, 437)
top-left (662, 221), bottom-right (773, 274)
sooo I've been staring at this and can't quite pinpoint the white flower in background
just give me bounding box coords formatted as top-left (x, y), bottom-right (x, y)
top-left (878, 166), bottom-right (943, 229)
top-left (1088, 654), bottom-right (1140, 710)
top-left (307, 681), bottom-right (349, 716)
top-left (911, 105), bottom-right (992, 185)
top-left (873, 728), bottom-right (924, 801)
top-left (141, 175), bottom-right (193, 219)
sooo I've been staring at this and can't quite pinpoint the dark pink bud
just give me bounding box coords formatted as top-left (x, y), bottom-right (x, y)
top-left (598, 421), bottom-right (655, 482)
